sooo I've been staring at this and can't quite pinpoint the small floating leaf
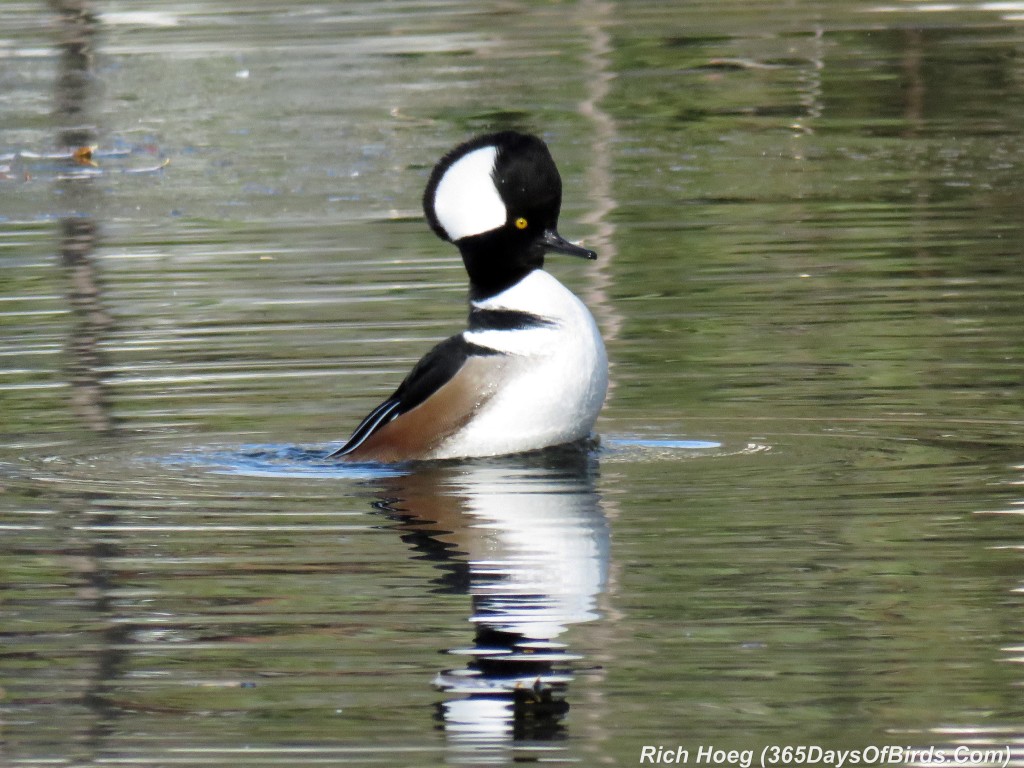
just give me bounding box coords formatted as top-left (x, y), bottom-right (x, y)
top-left (73, 146), bottom-right (98, 167)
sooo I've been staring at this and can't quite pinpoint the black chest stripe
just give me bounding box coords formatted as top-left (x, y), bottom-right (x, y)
top-left (468, 307), bottom-right (554, 332)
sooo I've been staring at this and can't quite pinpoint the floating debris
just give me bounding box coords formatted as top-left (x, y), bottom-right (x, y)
top-left (72, 145), bottom-right (97, 166)
top-left (0, 144), bottom-right (169, 180)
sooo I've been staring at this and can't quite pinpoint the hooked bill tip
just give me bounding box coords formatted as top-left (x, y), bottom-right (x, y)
top-left (541, 229), bottom-right (597, 260)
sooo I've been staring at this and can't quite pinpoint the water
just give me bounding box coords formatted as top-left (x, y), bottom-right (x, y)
top-left (3, 1), bottom-right (1024, 766)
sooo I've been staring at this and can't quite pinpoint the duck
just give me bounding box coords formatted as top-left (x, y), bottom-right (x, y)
top-left (329, 131), bottom-right (607, 462)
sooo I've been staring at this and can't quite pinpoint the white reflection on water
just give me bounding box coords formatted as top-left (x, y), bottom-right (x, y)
top-left (168, 442), bottom-right (611, 757)
top-left (371, 451), bottom-right (609, 759)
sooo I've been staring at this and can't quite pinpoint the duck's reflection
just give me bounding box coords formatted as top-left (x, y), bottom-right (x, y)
top-left (373, 447), bottom-right (609, 754)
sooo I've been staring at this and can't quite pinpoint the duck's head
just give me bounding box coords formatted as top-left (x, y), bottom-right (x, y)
top-left (423, 131), bottom-right (596, 298)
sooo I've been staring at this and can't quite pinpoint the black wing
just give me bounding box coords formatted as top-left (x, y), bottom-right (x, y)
top-left (328, 334), bottom-right (497, 459)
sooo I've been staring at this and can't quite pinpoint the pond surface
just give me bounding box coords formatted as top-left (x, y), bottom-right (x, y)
top-left (3, 1), bottom-right (1024, 766)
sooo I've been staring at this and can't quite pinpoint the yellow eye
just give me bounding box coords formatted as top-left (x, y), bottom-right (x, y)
top-left (514, 217), bottom-right (528, 230)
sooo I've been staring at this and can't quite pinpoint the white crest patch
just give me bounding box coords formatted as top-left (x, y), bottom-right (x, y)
top-left (432, 145), bottom-right (506, 241)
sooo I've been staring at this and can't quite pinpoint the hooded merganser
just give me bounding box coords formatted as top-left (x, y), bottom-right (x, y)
top-left (330, 131), bottom-right (607, 462)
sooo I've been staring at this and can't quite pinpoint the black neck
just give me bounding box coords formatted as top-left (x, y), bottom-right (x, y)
top-left (460, 232), bottom-right (546, 301)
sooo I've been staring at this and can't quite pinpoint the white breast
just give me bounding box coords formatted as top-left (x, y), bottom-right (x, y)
top-left (431, 270), bottom-right (608, 459)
